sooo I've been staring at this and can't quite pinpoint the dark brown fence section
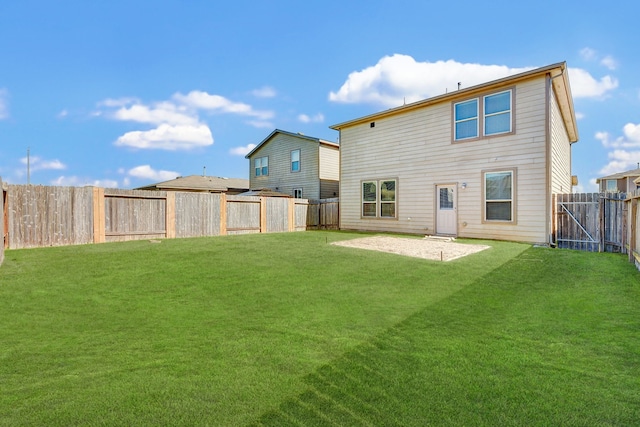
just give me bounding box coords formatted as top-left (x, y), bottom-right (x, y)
top-left (2, 184), bottom-right (341, 250)
top-left (554, 193), bottom-right (626, 253)
top-left (306, 198), bottom-right (339, 230)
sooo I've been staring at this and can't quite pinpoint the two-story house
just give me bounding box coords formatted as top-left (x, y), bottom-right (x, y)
top-left (245, 129), bottom-right (339, 200)
top-left (596, 167), bottom-right (640, 193)
top-left (330, 62), bottom-right (578, 245)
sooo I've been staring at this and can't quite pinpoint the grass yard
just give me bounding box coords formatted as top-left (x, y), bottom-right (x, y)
top-left (0, 231), bottom-right (638, 426)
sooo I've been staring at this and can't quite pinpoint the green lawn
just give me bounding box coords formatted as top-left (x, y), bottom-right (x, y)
top-left (0, 231), bottom-right (638, 426)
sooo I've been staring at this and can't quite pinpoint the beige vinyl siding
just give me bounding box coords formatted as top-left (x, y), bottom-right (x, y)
top-left (340, 77), bottom-right (552, 244)
top-left (319, 144), bottom-right (339, 180)
top-left (550, 88), bottom-right (572, 194)
top-left (249, 133), bottom-right (321, 199)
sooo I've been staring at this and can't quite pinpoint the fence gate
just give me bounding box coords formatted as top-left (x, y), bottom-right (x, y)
top-left (554, 193), bottom-right (626, 253)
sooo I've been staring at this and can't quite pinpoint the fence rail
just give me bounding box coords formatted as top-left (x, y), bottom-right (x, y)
top-left (2, 183), bottom-right (339, 249)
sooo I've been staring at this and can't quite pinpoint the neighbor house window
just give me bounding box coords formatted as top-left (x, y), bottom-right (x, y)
top-left (606, 179), bottom-right (618, 192)
top-left (291, 149), bottom-right (300, 172)
top-left (484, 170), bottom-right (514, 222)
top-left (454, 89), bottom-right (513, 141)
top-left (293, 188), bottom-right (303, 198)
top-left (255, 156), bottom-right (268, 176)
top-left (362, 179), bottom-right (397, 218)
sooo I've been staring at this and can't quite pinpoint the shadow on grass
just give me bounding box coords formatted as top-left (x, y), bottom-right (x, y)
top-left (250, 248), bottom-right (640, 427)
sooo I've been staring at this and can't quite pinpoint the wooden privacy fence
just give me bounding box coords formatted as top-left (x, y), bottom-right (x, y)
top-left (3, 183), bottom-right (340, 250)
top-left (553, 192), bottom-right (627, 253)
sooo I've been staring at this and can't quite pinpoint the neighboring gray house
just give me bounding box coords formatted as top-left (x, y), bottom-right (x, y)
top-left (596, 168), bottom-right (640, 193)
top-left (136, 175), bottom-right (249, 195)
top-left (245, 129), bottom-right (339, 199)
top-left (330, 62), bottom-right (579, 245)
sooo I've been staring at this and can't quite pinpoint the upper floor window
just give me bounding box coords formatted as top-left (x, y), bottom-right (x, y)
top-left (484, 91), bottom-right (512, 135)
top-left (255, 156), bottom-right (268, 176)
top-left (606, 179), bottom-right (618, 192)
top-left (291, 149), bottom-right (300, 172)
top-left (454, 89), bottom-right (513, 141)
top-left (454, 99), bottom-right (479, 140)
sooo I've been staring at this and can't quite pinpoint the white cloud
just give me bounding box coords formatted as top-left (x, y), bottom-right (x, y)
top-left (595, 122), bottom-right (640, 176)
top-left (113, 102), bottom-right (198, 126)
top-left (57, 109), bottom-right (68, 118)
top-left (173, 91), bottom-right (274, 120)
top-left (575, 112), bottom-right (585, 120)
top-left (229, 144), bottom-right (256, 156)
top-left (329, 55), bottom-right (617, 107)
top-left (580, 47), bottom-right (597, 61)
top-left (579, 47), bottom-right (618, 71)
top-left (567, 68), bottom-right (618, 98)
top-left (115, 124), bottom-right (213, 150)
top-left (127, 165), bottom-right (179, 181)
top-left (20, 156), bottom-right (66, 171)
top-left (0, 88), bottom-right (9, 120)
top-left (298, 113), bottom-right (325, 123)
top-left (100, 91), bottom-right (275, 150)
top-left (251, 86), bottom-right (277, 98)
top-left (51, 176), bottom-right (119, 188)
top-left (329, 55), bottom-right (533, 107)
top-left (595, 123), bottom-right (640, 149)
top-left (246, 120), bottom-right (274, 129)
top-left (601, 55), bottom-right (618, 71)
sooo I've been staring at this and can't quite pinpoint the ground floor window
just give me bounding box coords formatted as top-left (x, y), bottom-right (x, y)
top-left (293, 188), bottom-right (303, 198)
top-left (484, 169), bottom-right (515, 222)
top-left (362, 179), bottom-right (397, 218)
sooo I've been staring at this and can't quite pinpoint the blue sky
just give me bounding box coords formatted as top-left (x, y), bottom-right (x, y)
top-left (0, 0), bottom-right (638, 191)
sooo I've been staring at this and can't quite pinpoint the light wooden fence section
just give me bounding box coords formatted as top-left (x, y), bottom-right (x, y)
top-left (6, 184), bottom-right (94, 249)
top-left (2, 184), bottom-right (340, 250)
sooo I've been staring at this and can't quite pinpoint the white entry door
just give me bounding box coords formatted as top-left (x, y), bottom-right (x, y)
top-left (436, 185), bottom-right (457, 235)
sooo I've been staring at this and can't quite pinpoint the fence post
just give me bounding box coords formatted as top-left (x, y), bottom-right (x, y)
top-left (219, 193), bottom-right (227, 236)
top-left (92, 187), bottom-right (105, 243)
top-left (165, 192), bottom-right (176, 239)
top-left (288, 198), bottom-right (295, 232)
top-left (260, 196), bottom-right (267, 233)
